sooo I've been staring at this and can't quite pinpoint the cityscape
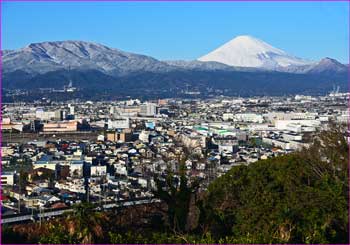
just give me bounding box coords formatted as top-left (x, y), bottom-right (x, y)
top-left (2, 90), bottom-right (349, 243)
top-left (1, 1), bottom-right (349, 244)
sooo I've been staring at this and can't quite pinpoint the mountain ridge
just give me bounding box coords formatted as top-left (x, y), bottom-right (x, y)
top-left (3, 40), bottom-right (174, 76)
top-left (3, 38), bottom-right (346, 76)
top-left (2, 39), bottom-right (347, 98)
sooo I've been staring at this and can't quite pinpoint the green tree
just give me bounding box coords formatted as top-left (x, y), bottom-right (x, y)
top-left (65, 202), bottom-right (108, 243)
top-left (18, 169), bottom-right (28, 192)
top-left (200, 126), bottom-right (348, 243)
top-left (153, 164), bottom-right (199, 232)
top-left (39, 223), bottom-right (78, 244)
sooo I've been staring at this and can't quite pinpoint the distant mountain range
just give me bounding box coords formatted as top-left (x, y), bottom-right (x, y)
top-left (2, 36), bottom-right (348, 98)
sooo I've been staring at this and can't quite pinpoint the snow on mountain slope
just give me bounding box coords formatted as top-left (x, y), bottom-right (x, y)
top-left (164, 60), bottom-right (261, 72)
top-left (306, 57), bottom-right (348, 74)
top-left (3, 39), bottom-right (345, 78)
top-left (3, 40), bottom-right (172, 75)
top-left (165, 60), bottom-right (235, 71)
top-left (198, 35), bottom-right (314, 69)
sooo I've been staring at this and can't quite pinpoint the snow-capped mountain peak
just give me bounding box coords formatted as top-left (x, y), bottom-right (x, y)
top-left (198, 35), bottom-right (314, 69)
top-left (3, 40), bottom-right (171, 75)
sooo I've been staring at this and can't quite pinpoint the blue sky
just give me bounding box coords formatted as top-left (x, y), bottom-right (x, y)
top-left (2, 1), bottom-right (349, 63)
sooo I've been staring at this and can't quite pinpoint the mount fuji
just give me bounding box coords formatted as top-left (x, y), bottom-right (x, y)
top-left (2, 38), bottom-right (347, 98)
top-left (198, 35), bottom-right (315, 69)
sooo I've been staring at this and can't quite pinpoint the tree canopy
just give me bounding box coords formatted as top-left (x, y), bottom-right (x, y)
top-left (2, 126), bottom-right (348, 244)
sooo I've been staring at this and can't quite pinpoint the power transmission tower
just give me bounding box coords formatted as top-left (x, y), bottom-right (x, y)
top-left (30, 120), bottom-right (36, 132)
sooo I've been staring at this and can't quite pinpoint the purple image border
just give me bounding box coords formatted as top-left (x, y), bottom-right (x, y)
top-left (0, 0), bottom-right (349, 245)
top-left (0, 0), bottom-right (349, 2)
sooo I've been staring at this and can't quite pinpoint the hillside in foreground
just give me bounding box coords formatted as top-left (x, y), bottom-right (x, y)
top-left (2, 126), bottom-right (348, 244)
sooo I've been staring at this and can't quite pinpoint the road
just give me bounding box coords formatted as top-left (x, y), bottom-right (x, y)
top-left (1, 197), bottom-right (161, 225)
top-left (2, 131), bottom-right (100, 144)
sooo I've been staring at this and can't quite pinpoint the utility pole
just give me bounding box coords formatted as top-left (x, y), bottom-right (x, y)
top-left (104, 184), bottom-right (107, 206)
top-left (18, 173), bottom-right (21, 213)
top-left (99, 185), bottom-right (102, 206)
top-left (39, 207), bottom-right (42, 227)
top-left (87, 188), bottom-right (89, 203)
top-left (18, 197), bottom-right (21, 213)
top-left (87, 182), bottom-right (90, 203)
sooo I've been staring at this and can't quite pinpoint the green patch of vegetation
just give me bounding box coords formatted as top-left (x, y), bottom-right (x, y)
top-left (2, 127), bottom-right (348, 244)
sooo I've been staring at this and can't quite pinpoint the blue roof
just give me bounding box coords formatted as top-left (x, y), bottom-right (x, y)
top-left (71, 160), bottom-right (84, 165)
top-left (38, 155), bottom-right (53, 162)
